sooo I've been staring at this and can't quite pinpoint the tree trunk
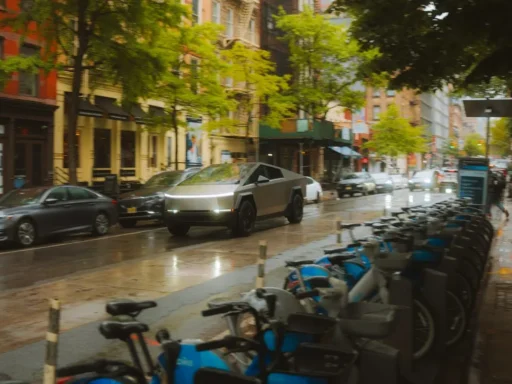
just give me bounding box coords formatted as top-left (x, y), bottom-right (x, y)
top-left (172, 109), bottom-right (179, 170)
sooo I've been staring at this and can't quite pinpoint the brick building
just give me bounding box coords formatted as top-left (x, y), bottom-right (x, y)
top-left (0, 0), bottom-right (58, 194)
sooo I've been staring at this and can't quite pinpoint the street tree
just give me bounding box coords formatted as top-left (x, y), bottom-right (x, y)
top-left (328, 0), bottom-right (512, 92)
top-left (441, 136), bottom-right (460, 158)
top-left (152, 22), bottom-right (232, 170)
top-left (463, 133), bottom-right (485, 157)
top-left (219, 42), bottom-right (296, 155)
top-left (491, 118), bottom-right (511, 156)
top-left (275, 6), bottom-right (383, 120)
top-left (363, 105), bottom-right (427, 162)
top-left (1, 0), bottom-right (186, 184)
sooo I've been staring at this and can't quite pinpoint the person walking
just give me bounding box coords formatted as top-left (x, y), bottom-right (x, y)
top-left (488, 171), bottom-right (509, 219)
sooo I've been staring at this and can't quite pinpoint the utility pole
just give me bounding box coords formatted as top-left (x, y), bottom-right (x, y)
top-left (485, 116), bottom-right (490, 158)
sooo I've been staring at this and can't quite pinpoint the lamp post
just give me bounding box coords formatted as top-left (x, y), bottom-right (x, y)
top-left (484, 106), bottom-right (493, 158)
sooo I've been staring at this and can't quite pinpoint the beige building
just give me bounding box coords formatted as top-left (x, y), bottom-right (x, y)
top-left (53, 0), bottom-right (261, 188)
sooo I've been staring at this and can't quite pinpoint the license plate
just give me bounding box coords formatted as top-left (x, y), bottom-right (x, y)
top-left (127, 207), bottom-right (137, 214)
top-left (346, 187), bottom-right (352, 190)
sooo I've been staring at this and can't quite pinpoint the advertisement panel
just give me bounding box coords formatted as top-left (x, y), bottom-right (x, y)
top-left (185, 117), bottom-right (203, 168)
top-left (458, 157), bottom-right (489, 208)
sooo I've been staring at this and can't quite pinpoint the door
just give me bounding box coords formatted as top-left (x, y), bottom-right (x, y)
top-left (38, 187), bottom-right (72, 234)
top-left (264, 165), bottom-right (288, 213)
top-left (245, 165), bottom-right (274, 216)
top-left (14, 141), bottom-right (45, 188)
top-left (67, 187), bottom-right (98, 229)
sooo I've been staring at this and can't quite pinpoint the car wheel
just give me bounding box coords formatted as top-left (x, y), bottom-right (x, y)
top-left (233, 200), bottom-right (256, 237)
top-left (287, 193), bottom-right (304, 224)
top-left (93, 212), bottom-right (110, 236)
top-left (167, 223), bottom-right (191, 237)
top-left (314, 192), bottom-right (321, 204)
top-left (16, 219), bottom-right (37, 247)
top-left (120, 219), bottom-right (137, 229)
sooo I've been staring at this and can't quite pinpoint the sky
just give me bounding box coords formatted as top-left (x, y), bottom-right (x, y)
top-left (319, 0), bottom-right (334, 12)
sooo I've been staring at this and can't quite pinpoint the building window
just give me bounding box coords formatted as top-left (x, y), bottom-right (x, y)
top-left (226, 8), bottom-right (234, 38)
top-left (94, 128), bottom-right (111, 168)
top-left (167, 137), bottom-right (172, 166)
top-left (192, 0), bottom-right (199, 25)
top-left (63, 130), bottom-right (80, 168)
top-left (19, 44), bottom-right (39, 97)
top-left (386, 89), bottom-right (396, 97)
top-left (0, 0), bottom-right (6, 9)
top-left (372, 89), bottom-right (381, 98)
top-left (212, 1), bottom-right (220, 24)
top-left (121, 130), bottom-right (136, 168)
top-left (190, 58), bottom-right (199, 94)
top-left (249, 18), bottom-right (255, 43)
top-left (149, 135), bottom-right (158, 168)
top-left (373, 106), bottom-right (381, 120)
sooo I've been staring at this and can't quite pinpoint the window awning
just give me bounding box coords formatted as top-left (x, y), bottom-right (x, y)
top-left (329, 146), bottom-right (362, 158)
top-left (126, 104), bottom-right (147, 125)
top-left (65, 93), bottom-right (104, 118)
top-left (95, 96), bottom-right (130, 121)
top-left (148, 105), bottom-right (166, 117)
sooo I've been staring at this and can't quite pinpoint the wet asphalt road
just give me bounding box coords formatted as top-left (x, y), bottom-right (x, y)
top-left (0, 189), bottom-right (452, 381)
top-left (0, 189), bottom-right (441, 291)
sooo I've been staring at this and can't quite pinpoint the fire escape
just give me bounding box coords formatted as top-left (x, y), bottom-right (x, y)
top-left (224, 0), bottom-right (259, 47)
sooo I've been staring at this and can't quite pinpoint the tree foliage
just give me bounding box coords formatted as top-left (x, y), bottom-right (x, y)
top-left (218, 42), bottom-right (296, 135)
top-left (1, 0), bottom-right (186, 183)
top-left (152, 22), bottom-right (231, 169)
top-left (491, 118), bottom-right (511, 156)
top-left (363, 105), bottom-right (427, 157)
top-left (463, 133), bottom-right (485, 156)
top-left (275, 6), bottom-right (383, 119)
top-left (441, 136), bottom-right (460, 158)
top-left (328, 0), bottom-right (512, 92)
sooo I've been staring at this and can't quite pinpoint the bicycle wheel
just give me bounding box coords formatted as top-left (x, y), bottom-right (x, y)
top-left (445, 290), bottom-right (468, 347)
top-left (413, 295), bottom-right (437, 360)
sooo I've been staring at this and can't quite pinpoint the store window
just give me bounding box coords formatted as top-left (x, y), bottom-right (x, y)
top-left (63, 130), bottom-right (80, 168)
top-left (372, 89), bottom-right (381, 98)
top-left (249, 18), bottom-right (256, 43)
top-left (212, 1), bottom-right (220, 24)
top-left (386, 89), bottom-right (396, 97)
top-left (226, 8), bottom-right (234, 38)
top-left (94, 128), bottom-right (111, 168)
top-left (149, 135), bottom-right (158, 168)
top-left (373, 105), bottom-right (381, 120)
top-left (121, 131), bottom-right (136, 168)
top-left (19, 44), bottom-right (39, 97)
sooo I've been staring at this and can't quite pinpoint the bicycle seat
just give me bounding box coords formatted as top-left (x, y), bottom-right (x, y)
top-left (285, 259), bottom-right (314, 267)
top-left (99, 321), bottom-right (149, 340)
top-left (287, 313), bottom-right (338, 336)
top-left (341, 223), bottom-right (361, 229)
top-left (380, 217), bottom-right (395, 223)
top-left (106, 299), bottom-right (157, 317)
top-left (329, 252), bottom-right (357, 264)
top-left (372, 223), bottom-right (388, 229)
top-left (195, 368), bottom-right (260, 384)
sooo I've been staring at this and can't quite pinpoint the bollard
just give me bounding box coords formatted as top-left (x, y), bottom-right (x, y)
top-left (256, 240), bottom-right (267, 288)
top-left (44, 299), bottom-right (61, 384)
top-left (336, 220), bottom-right (343, 244)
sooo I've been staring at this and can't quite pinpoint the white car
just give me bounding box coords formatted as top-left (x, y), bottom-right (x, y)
top-left (306, 177), bottom-right (323, 203)
top-left (391, 174), bottom-right (408, 189)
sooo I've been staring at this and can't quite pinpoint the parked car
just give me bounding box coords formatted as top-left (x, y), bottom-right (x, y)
top-left (306, 177), bottom-right (323, 203)
top-left (371, 173), bottom-right (394, 193)
top-left (164, 163), bottom-right (307, 237)
top-left (0, 186), bottom-right (118, 247)
top-left (439, 168), bottom-right (458, 193)
top-left (336, 172), bottom-right (377, 197)
top-left (390, 174), bottom-right (408, 189)
top-left (408, 169), bottom-right (443, 191)
top-left (117, 168), bottom-right (201, 228)
top-left (491, 159), bottom-right (510, 181)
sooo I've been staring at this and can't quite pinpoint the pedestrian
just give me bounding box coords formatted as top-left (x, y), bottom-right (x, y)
top-left (488, 171), bottom-right (509, 219)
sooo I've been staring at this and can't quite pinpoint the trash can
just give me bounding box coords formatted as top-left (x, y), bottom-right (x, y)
top-left (103, 174), bottom-right (119, 199)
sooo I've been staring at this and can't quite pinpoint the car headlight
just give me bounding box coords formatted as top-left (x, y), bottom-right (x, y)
top-left (424, 178), bottom-right (431, 183)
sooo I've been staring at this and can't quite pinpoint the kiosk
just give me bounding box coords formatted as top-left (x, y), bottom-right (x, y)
top-left (458, 157), bottom-right (489, 211)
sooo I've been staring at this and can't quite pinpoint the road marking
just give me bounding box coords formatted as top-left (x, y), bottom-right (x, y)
top-left (0, 227), bottom-right (166, 256)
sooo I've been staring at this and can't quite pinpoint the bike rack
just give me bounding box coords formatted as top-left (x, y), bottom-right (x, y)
top-left (358, 340), bottom-right (400, 384)
top-left (385, 270), bottom-right (448, 384)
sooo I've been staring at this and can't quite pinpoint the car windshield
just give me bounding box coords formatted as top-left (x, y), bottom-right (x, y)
top-left (180, 163), bottom-right (256, 185)
top-left (372, 173), bottom-right (389, 180)
top-left (144, 172), bottom-right (183, 188)
top-left (413, 170), bottom-right (433, 178)
top-left (0, 188), bottom-right (47, 208)
top-left (343, 173), bottom-right (365, 180)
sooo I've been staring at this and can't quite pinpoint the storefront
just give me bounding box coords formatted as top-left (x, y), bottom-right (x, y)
top-left (0, 96), bottom-right (57, 194)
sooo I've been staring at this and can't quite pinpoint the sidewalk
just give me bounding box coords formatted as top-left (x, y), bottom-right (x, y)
top-left (468, 207), bottom-right (512, 384)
